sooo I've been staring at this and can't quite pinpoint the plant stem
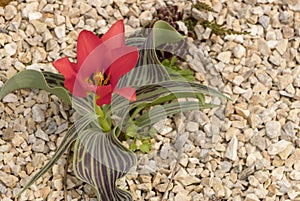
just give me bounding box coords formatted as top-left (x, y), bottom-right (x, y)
top-left (94, 97), bottom-right (111, 132)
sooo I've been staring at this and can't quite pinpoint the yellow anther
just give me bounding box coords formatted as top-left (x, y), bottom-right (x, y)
top-left (87, 71), bottom-right (110, 86)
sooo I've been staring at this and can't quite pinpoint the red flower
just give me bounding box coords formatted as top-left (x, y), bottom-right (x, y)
top-left (53, 20), bottom-right (139, 106)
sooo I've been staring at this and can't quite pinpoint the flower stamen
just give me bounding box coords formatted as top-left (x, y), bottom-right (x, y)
top-left (87, 71), bottom-right (110, 86)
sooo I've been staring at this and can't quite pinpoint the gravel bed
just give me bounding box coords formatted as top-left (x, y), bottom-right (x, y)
top-left (0, 0), bottom-right (300, 201)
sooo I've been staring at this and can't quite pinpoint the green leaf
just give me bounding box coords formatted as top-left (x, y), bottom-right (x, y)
top-left (16, 113), bottom-right (98, 197)
top-left (153, 20), bottom-right (185, 47)
top-left (73, 127), bottom-right (136, 201)
top-left (118, 20), bottom-right (185, 88)
top-left (112, 80), bottom-right (228, 116)
top-left (139, 139), bottom-right (151, 153)
top-left (126, 124), bottom-right (138, 138)
top-left (42, 71), bottom-right (65, 88)
top-left (135, 101), bottom-right (217, 129)
top-left (112, 79), bottom-right (229, 134)
top-left (129, 141), bottom-right (137, 152)
top-left (111, 21), bottom-right (187, 130)
top-left (149, 128), bottom-right (157, 136)
top-left (0, 70), bottom-right (71, 105)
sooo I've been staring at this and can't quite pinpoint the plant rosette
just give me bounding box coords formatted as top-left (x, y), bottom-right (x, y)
top-left (0, 20), bottom-right (228, 200)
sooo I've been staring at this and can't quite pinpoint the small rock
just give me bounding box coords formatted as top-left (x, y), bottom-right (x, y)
top-left (235, 106), bottom-right (250, 119)
top-left (160, 143), bottom-right (169, 160)
top-left (288, 190), bottom-right (300, 200)
top-left (269, 53), bottom-right (281, 66)
top-left (258, 15), bottom-right (270, 29)
top-left (52, 177), bottom-right (63, 191)
top-left (54, 15), bottom-right (65, 26)
top-left (232, 75), bottom-right (245, 86)
top-left (139, 175), bottom-right (152, 183)
top-left (271, 166), bottom-right (285, 181)
top-left (119, 4), bottom-right (129, 16)
top-left (101, 0), bottom-right (113, 7)
top-left (221, 161), bottom-right (232, 172)
top-left (12, 134), bottom-right (25, 147)
top-left (279, 144), bottom-right (295, 160)
top-left (31, 20), bottom-right (48, 33)
top-left (79, 2), bottom-right (92, 14)
top-left (212, 180), bottom-right (225, 197)
top-left (248, 113), bottom-right (261, 129)
top-left (128, 16), bottom-right (140, 28)
top-left (139, 11), bottom-right (153, 27)
top-left (3, 93), bottom-right (18, 103)
top-left (4, 42), bottom-right (17, 56)
top-left (175, 190), bottom-right (190, 201)
top-left (278, 74), bottom-right (293, 90)
top-left (279, 11), bottom-right (292, 24)
top-left (0, 171), bottom-right (18, 187)
top-left (0, 145), bottom-right (11, 152)
top-left (258, 38), bottom-right (270, 56)
top-left (54, 24), bottom-right (66, 39)
top-left (35, 129), bottom-right (49, 141)
top-left (96, 7), bottom-right (109, 18)
top-left (152, 119), bottom-right (172, 135)
top-left (155, 183), bottom-right (172, 192)
top-left (174, 132), bottom-right (189, 150)
top-left (32, 105), bottom-right (45, 122)
top-left (225, 136), bottom-right (238, 161)
top-left (176, 21), bottom-right (188, 35)
top-left (31, 47), bottom-right (47, 63)
top-left (0, 181), bottom-right (7, 194)
top-left (4, 5), bottom-right (17, 20)
top-left (55, 122), bottom-right (68, 134)
top-left (137, 183), bottom-right (152, 191)
top-left (233, 44), bottom-right (246, 58)
top-left (276, 39), bottom-right (288, 55)
top-left (43, 4), bottom-right (54, 13)
top-left (268, 140), bottom-right (292, 155)
top-left (32, 139), bottom-right (45, 152)
top-left (282, 26), bottom-right (294, 38)
top-left (290, 170), bottom-right (300, 180)
top-left (186, 122), bottom-right (199, 132)
top-left (265, 121), bottom-right (281, 138)
top-left (174, 167), bottom-right (201, 186)
top-left (283, 122), bottom-right (296, 137)
top-left (245, 193), bottom-right (260, 201)
top-left (179, 154), bottom-right (189, 167)
top-left (28, 12), bottom-right (43, 21)
top-left (217, 51), bottom-right (232, 64)
top-left (2, 128), bottom-right (15, 141)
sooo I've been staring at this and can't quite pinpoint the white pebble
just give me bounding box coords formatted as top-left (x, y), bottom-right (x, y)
top-left (4, 42), bottom-right (17, 56)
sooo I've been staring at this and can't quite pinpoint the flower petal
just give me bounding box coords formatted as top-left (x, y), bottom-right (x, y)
top-left (96, 94), bottom-right (112, 106)
top-left (52, 57), bottom-right (77, 78)
top-left (96, 85), bottom-right (113, 106)
top-left (100, 20), bottom-right (125, 48)
top-left (77, 30), bottom-right (101, 68)
top-left (52, 58), bottom-right (88, 97)
top-left (114, 87), bottom-right (136, 102)
top-left (108, 46), bottom-right (139, 88)
top-left (52, 58), bottom-right (76, 90)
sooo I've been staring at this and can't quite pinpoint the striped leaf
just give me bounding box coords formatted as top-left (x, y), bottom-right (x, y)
top-left (0, 69), bottom-right (71, 105)
top-left (118, 20), bottom-right (185, 88)
top-left (73, 128), bottom-right (136, 201)
top-left (135, 101), bottom-right (216, 129)
top-left (16, 113), bottom-right (98, 197)
top-left (111, 21), bottom-right (187, 129)
top-left (111, 80), bottom-right (228, 129)
top-left (42, 71), bottom-right (65, 88)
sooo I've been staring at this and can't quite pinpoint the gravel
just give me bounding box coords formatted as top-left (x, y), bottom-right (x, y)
top-left (0, 0), bottom-right (300, 200)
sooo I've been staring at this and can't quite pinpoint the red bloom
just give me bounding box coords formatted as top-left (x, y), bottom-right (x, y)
top-left (53, 20), bottom-right (138, 106)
